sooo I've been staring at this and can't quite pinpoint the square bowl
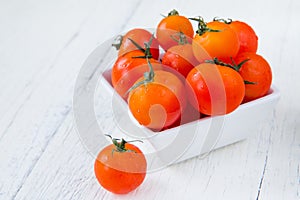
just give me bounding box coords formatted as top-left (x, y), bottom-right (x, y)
top-left (100, 68), bottom-right (280, 165)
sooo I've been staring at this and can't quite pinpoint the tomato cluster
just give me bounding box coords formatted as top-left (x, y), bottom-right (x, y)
top-left (110, 9), bottom-right (272, 131)
top-left (94, 10), bottom-right (273, 194)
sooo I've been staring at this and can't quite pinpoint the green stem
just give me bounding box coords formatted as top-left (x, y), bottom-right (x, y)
top-left (205, 58), bottom-right (256, 84)
top-left (205, 57), bottom-right (238, 71)
top-left (168, 9), bottom-right (179, 16)
top-left (126, 58), bottom-right (155, 94)
top-left (189, 16), bottom-right (220, 36)
top-left (170, 31), bottom-right (189, 45)
top-left (213, 17), bottom-right (232, 24)
top-left (128, 35), bottom-right (154, 59)
top-left (105, 134), bottom-right (143, 153)
top-left (127, 38), bottom-right (145, 53)
top-left (112, 35), bottom-right (123, 50)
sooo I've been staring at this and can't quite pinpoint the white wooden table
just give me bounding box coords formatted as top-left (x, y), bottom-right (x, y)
top-left (0, 0), bottom-right (299, 199)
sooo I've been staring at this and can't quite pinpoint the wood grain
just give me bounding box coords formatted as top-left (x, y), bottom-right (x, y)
top-left (0, 0), bottom-right (299, 199)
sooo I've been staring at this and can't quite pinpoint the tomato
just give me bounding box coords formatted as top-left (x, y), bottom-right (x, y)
top-left (111, 50), bottom-right (160, 98)
top-left (186, 63), bottom-right (245, 115)
top-left (156, 9), bottom-right (194, 51)
top-left (114, 28), bottom-right (160, 59)
top-left (234, 52), bottom-right (272, 102)
top-left (228, 21), bottom-right (258, 54)
top-left (164, 102), bottom-right (202, 130)
top-left (94, 136), bottom-right (147, 194)
top-left (192, 18), bottom-right (239, 62)
top-left (128, 68), bottom-right (186, 131)
top-left (162, 42), bottom-right (199, 77)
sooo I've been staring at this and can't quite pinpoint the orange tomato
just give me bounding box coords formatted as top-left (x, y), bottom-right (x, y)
top-left (111, 50), bottom-right (160, 98)
top-left (94, 137), bottom-right (146, 194)
top-left (186, 63), bottom-right (245, 115)
top-left (162, 43), bottom-right (199, 77)
top-left (234, 52), bottom-right (272, 102)
top-left (116, 28), bottom-right (160, 59)
top-left (192, 19), bottom-right (239, 62)
top-left (128, 69), bottom-right (186, 131)
top-left (156, 9), bottom-right (194, 51)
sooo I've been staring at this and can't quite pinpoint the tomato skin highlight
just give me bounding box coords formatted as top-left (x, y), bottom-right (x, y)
top-left (229, 21), bottom-right (258, 54)
top-left (128, 70), bottom-right (186, 131)
top-left (234, 52), bottom-right (272, 102)
top-left (193, 21), bottom-right (239, 62)
top-left (162, 43), bottom-right (199, 77)
top-left (118, 28), bottom-right (160, 59)
top-left (94, 143), bottom-right (147, 194)
top-left (186, 63), bottom-right (245, 115)
top-left (156, 15), bottom-right (194, 51)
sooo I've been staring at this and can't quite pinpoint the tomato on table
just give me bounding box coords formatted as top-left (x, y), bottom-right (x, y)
top-left (128, 62), bottom-right (187, 131)
top-left (191, 17), bottom-right (240, 62)
top-left (113, 28), bottom-right (160, 59)
top-left (156, 9), bottom-right (194, 51)
top-left (186, 63), bottom-right (245, 115)
top-left (234, 52), bottom-right (272, 102)
top-left (94, 135), bottom-right (147, 194)
top-left (161, 32), bottom-right (199, 77)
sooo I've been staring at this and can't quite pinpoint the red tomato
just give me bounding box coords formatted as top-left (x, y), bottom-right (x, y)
top-left (162, 43), bottom-right (199, 77)
top-left (186, 63), bottom-right (245, 115)
top-left (156, 9), bottom-right (194, 51)
top-left (128, 69), bottom-right (186, 131)
top-left (94, 137), bottom-right (147, 194)
top-left (234, 52), bottom-right (272, 102)
top-left (228, 21), bottom-right (258, 54)
top-left (192, 18), bottom-right (239, 62)
top-left (164, 101), bottom-right (202, 130)
top-left (115, 28), bottom-right (160, 59)
top-left (111, 50), bottom-right (160, 98)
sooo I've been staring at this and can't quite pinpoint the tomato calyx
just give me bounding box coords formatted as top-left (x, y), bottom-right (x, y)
top-left (127, 58), bottom-right (155, 94)
top-left (160, 9), bottom-right (179, 18)
top-left (205, 57), bottom-right (246, 71)
top-left (112, 35), bottom-right (123, 50)
top-left (205, 58), bottom-right (256, 85)
top-left (170, 31), bottom-right (189, 45)
top-left (213, 17), bottom-right (232, 24)
top-left (105, 134), bottom-right (143, 154)
top-left (128, 36), bottom-right (154, 59)
top-left (168, 9), bottom-right (179, 16)
top-left (189, 16), bottom-right (220, 36)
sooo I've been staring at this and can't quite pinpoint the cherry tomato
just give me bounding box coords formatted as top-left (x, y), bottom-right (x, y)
top-left (94, 136), bottom-right (147, 194)
top-left (162, 42), bottom-right (199, 77)
top-left (111, 50), bottom-right (160, 98)
top-left (115, 28), bottom-right (160, 59)
top-left (192, 18), bottom-right (239, 62)
top-left (128, 69), bottom-right (186, 131)
top-left (164, 102), bottom-right (201, 130)
top-left (234, 52), bottom-right (272, 102)
top-left (156, 9), bottom-right (194, 51)
top-left (228, 20), bottom-right (258, 54)
top-left (186, 63), bottom-right (245, 115)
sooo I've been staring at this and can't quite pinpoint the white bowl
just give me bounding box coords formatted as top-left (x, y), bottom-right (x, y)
top-left (101, 68), bottom-right (280, 165)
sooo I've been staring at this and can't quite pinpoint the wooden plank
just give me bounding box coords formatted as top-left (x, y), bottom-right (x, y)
top-left (1, 0), bottom-right (299, 199)
top-left (0, 0), bottom-right (141, 199)
top-left (9, 0), bottom-right (264, 199)
top-left (257, 1), bottom-right (300, 199)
